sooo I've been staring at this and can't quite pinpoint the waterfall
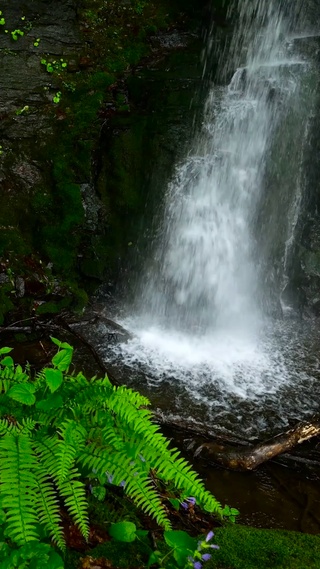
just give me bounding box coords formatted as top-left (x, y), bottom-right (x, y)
top-left (134, 0), bottom-right (312, 330)
top-left (105, 0), bottom-right (320, 435)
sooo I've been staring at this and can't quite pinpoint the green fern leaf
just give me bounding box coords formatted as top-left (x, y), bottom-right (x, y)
top-left (59, 474), bottom-right (89, 540)
top-left (0, 433), bottom-right (39, 544)
top-left (33, 465), bottom-right (66, 550)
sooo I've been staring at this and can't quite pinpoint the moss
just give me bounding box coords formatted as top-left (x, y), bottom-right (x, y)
top-left (35, 297), bottom-right (72, 315)
top-left (207, 525), bottom-right (320, 569)
top-left (87, 539), bottom-right (150, 568)
top-left (0, 0), bottom-right (213, 319)
top-left (88, 488), bottom-right (142, 528)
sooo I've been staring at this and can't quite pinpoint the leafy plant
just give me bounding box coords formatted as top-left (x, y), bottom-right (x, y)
top-left (0, 11), bottom-right (5, 26)
top-left (109, 522), bottom-right (220, 569)
top-left (11, 29), bottom-right (24, 41)
top-left (53, 91), bottom-right (62, 104)
top-left (41, 58), bottom-right (67, 74)
top-left (15, 105), bottom-right (29, 116)
top-left (0, 339), bottom-right (225, 557)
top-left (0, 541), bottom-right (63, 569)
top-left (133, 0), bottom-right (147, 15)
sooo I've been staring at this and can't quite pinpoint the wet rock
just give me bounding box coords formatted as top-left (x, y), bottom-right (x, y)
top-left (150, 31), bottom-right (195, 49)
top-left (80, 184), bottom-right (103, 231)
top-left (15, 276), bottom-right (25, 298)
top-left (12, 161), bottom-right (42, 188)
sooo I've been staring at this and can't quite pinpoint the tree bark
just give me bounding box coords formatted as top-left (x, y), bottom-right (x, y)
top-left (195, 418), bottom-right (320, 470)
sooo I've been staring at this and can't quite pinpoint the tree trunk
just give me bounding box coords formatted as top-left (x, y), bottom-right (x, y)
top-left (195, 418), bottom-right (320, 470)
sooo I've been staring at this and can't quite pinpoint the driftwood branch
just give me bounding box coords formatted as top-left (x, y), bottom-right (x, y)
top-left (196, 418), bottom-right (320, 470)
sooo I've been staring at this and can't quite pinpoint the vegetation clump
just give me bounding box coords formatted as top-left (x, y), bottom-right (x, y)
top-left (0, 339), bottom-right (226, 567)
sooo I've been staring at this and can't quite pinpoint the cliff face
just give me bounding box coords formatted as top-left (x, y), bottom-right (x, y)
top-left (0, 0), bottom-right (228, 321)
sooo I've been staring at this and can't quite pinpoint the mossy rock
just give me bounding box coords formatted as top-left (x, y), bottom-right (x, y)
top-left (208, 525), bottom-right (320, 569)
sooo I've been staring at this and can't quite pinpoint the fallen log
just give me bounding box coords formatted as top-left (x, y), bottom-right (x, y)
top-left (195, 417), bottom-right (320, 470)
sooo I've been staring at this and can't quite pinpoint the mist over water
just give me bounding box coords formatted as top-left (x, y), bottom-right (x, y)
top-left (106, 0), bottom-right (320, 434)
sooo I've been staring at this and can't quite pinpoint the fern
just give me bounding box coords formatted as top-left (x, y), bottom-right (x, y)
top-left (33, 465), bottom-right (65, 550)
top-left (0, 340), bottom-right (226, 555)
top-left (59, 474), bottom-right (89, 540)
top-left (0, 433), bottom-right (39, 545)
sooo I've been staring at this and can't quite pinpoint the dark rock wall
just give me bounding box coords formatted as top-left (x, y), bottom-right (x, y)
top-left (0, 0), bottom-right (228, 320)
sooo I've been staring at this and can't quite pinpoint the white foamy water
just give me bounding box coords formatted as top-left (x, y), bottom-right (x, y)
top-left (103, 0), bottom-right (320, 435)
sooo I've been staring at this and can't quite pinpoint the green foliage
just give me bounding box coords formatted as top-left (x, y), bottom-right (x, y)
top-left (53, 91), bottom-right (62, 104)
top-left (15, 105), bottom-right (29, 116)
top-left (0, 340), bottom-right (224, 559)
top-left (41, 59), bottom-right (67, 74)
top-left (11, 29), bottom-right (24, 41)
top-left (0, 541), bottom-right (64, 569)
top-left (221, 506), bottom-right (239, 523)
top-left (109, 523), bottom-right (219, 569)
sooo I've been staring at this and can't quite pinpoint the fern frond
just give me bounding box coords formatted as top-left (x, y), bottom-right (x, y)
top-left (34, 435), bottom-right (60, 479)
top-left (58, 473), bottom-right (89, 540)
top-left (55, 421), bottom-right (86, 483)
top-left (79, 444), bottom-right (170, 529)
top-left (0, 433), bottom-right (39, 544)
top-left (0, 378), bottom-right (12, 393)
top-left (33, 465), bottom-right (66, 550)
top-left (35, 369), bottom-right (46, 384)
top-left (155, 448), bottom-right (223, 515)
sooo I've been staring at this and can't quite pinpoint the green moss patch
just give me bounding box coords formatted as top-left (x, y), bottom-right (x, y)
top-left (208, 525), bottom-right (320, 569)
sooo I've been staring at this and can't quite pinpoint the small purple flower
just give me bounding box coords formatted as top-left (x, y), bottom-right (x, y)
top-left (139, 454), bottom-right (146, 462)
top-left (206, 531), bottom-right (214, 542)
top-left (202, 554), bottom-right (212, 562)
top-left (209, 545), bottom-right (219, 550)
top-left (119, 480), bottom-right (126, 488)
top-left (181, 497), bottom-right (196, 509)
top-left (186, 497), bottom-right (196, 505)
top-left (106, 472), bottom-right (113, 484)
top-left (194, 563), bottom-right (202, 569)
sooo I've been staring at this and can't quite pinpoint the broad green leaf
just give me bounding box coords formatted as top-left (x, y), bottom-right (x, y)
top-left (14, 364), bottom-right (28, 381)
top-left (92, 486), bottom-right (106, 502)
top-left (169, 498), bottom-right (180, 511)
top-left (45, 368), bottom-right (63, 393)
top-left (136, 530), bottom-right (149, 537)
top-left (164, 530), bottom-right (196, 551)
top-left (174, 548), bottom-right (190, 568)
top-left (19, 541), bottom-right (51, 560)
top-left (109, 521), bottom-right (137, 543)
top-left (46, 550), bottom-right (64, 569)
top-left (52, 349), bottom-right (73, 371)
top-left (7, 384), bottom-right (36, 406)
top-left (50, 337), bottom-right (73, 350)
top-left (0, 356), bottom-right (14, 367)
top-left (0, 347), bottom-right (12, 355)
top-left (36, 393), bottom-right (63, 411)
top-left (147, 551), bottom-right (162, 568)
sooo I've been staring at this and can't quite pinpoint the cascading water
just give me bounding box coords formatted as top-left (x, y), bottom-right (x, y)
top-left (103, 0), bottom-right (320, 436)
